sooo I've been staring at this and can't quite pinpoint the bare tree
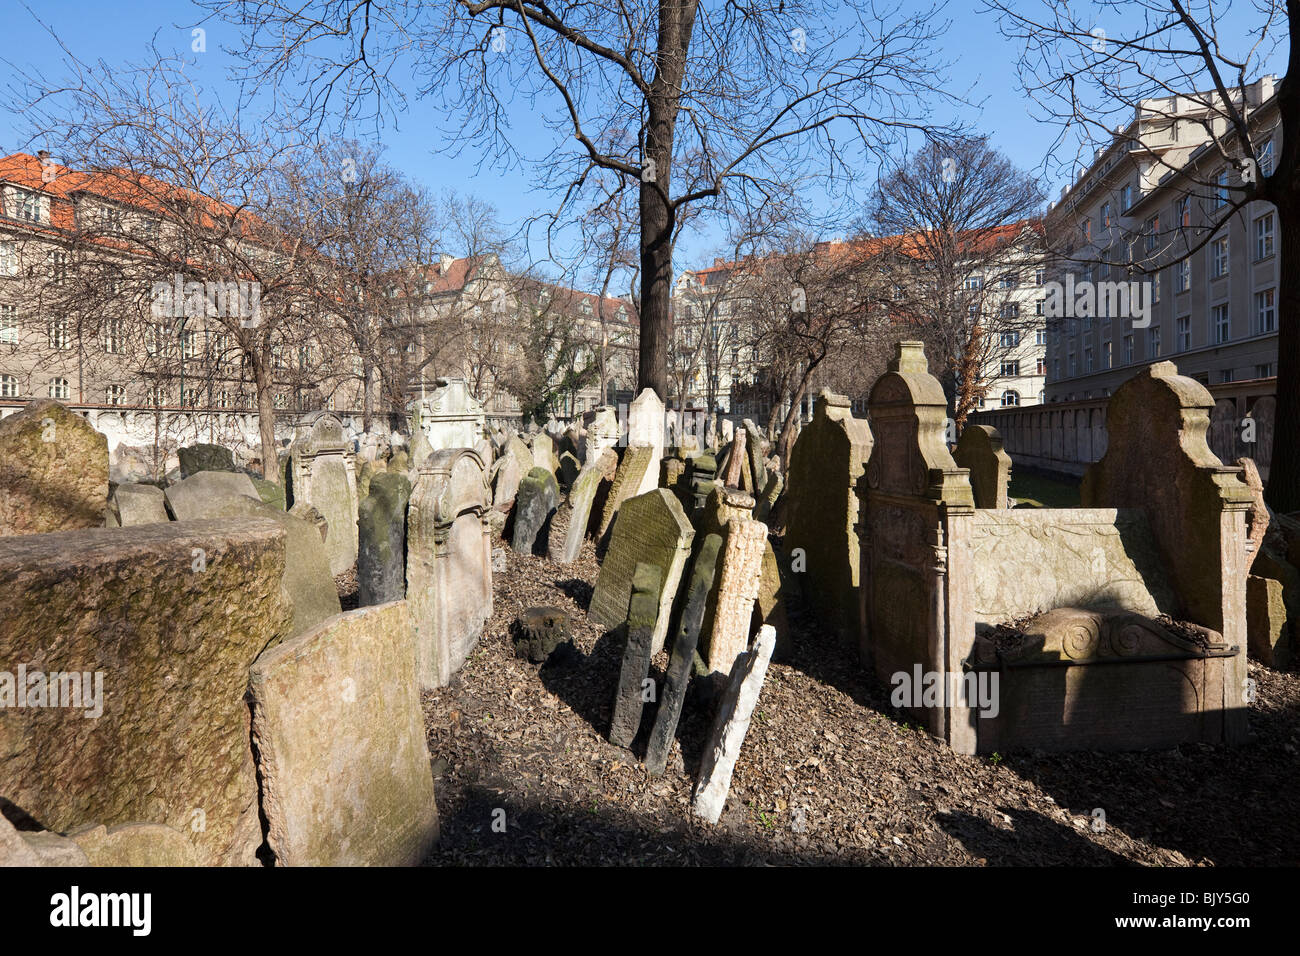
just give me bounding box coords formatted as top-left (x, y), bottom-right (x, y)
top-left (982, 0), bottom-right (1297, 509)
top-left (862, 137), bottom-right (1046, 426)
top-left (200, 0), bottom-right (962, 403)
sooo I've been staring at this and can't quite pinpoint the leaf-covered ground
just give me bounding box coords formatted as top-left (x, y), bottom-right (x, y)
top-left (419, 543), bottom-right (1300, 866)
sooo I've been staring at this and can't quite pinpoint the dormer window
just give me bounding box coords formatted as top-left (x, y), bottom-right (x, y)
top-left (11, 188), bottom-right (45, 224)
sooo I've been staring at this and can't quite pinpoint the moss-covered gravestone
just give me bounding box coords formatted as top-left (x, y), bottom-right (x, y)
top-left (0, 399), bottom-right (109, 536)
top-left (357, 472), bottom-right (412, 607)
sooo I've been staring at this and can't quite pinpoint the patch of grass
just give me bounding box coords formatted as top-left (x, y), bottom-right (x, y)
top-left (1009, 469), bottom-right (1082, 508)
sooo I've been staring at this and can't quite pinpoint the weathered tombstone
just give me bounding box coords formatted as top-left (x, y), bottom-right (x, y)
top-left (507, 435), bottom-right (534, 480)
top-left (645, 533), bottom-right (722, 776)
top-left (251, 476), bottom-right (287, 511)
top-left (743, 420), bottom-right (766, 491)
top-left (0, 518), bottom-right (295, 865)
top-left (167, 491), bottom-right (341, 637)
top-left (756, 540), bottom-right (792, 656)
top-left (590, 488), bottom-right (695, 654)
top-left (784, 388), bottom-right (873, 646)
top-left (754, 465), bottom-right (783, 523)
top-left (511, 466), bottom-right (559, 555)
top-left (0, 399), bottom-right (109, 536)
top-left (249, 602), bottom-right (439, 866)
top-left (357, 472), bottom-right (412, 607)
top-left (286, 412), bottom-right (360, 576)
top-left (954, 424), bottom-right (1012, 509)
top-left (512, 606), bottom-right (573, 662)
top-left (1247, 574), bottom-right (1292, 667)
top-left (690, 453), bottom-right (718, 512)
top-left (107, 482), bottom-right (168, 526)
top-left (492, 452), bottom-right (523, 512)
top-left (178, 442), bottom-right (236, 479)
top-left (164, 470), bottom-right (261, 519)
top-left (597, 445), bottom-right (657, 538)
top-left (532, 433), bottom-right (556, 474)
top-left (626, 388), bottom-right (665, 496)
top-left (289, 501), bottom-right (329, 543)
top-left (551, 448), bottom-right (617, 564)
top-left (720, 430), bottom-right (747, 488)
top-left (692, 624), bottom-right (776, 824)
top-left (407, 448), bottom-right (493, 689)
top-left (703, 517), bottom-right (768, 676)
top-left (65, 823), bottom-right (198, 867)
top-left (410, 377), bottom-right (487, 451)
top-left (585, 406), bottom-right (620, 464)
top-left (608, 562), bottom-right (662, 748)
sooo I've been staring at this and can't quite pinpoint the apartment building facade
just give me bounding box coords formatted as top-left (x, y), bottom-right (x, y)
top-left (1043, 77), bottom-right (1280, 400)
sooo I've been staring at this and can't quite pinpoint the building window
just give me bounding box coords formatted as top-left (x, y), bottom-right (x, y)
top-left (0, 374), bottom-right (18, 397)
top-left (1001, 360), bottom-right (1020, 377)
top-left (1144, 215), bottom-right (1160, 252)
top-left (1103, 340), bottom-right (1113, 369)
top-left (1000, 331), bottom-right (1020, 348)
top-left (0, 241), bottom-right (17, 276)
top-left (14, 189), bottom-right (43, 223)
top-left (105, 384), bottom-right (125, 406)
top-left (1211, 237), bottom-right (1229, 277)
top-left (1178, 195), bottom-right (1191, 228)
top-left (1256, 362), bottom-right (1276, 378)
top-left (183, 387), bottom-right (201, 408)
top-left (1000, 390), bottom-right (1020, 407)
top-left (0, 304), bottom-right (16, 344)
top-left (1176, 257), bottom-right (1190, 292)
top-left (1219, 369), bottom-right (1235, 384)
top-left (1035, 268), bottom-right (1046, 286)
top-left (103, 318), bottom-right (126, 354)
top-left (47, 319), bottom-right (70, 350)
top-left (1101, 202), bottom-right (1112, 228)
top-left (144, 323), bottom-right (166, 357)
top-left (1176, 315), bottom-right (1191, 351)
top-left (147, 385), bottom-right (166, 406)
top-left (1255, 213), bottom-right (1275, 260)
top-left (1068, 347), bottom-right (1077, 377)
top-left (182, 329), bottom-right (200, 360)
top-left (999, 273), bottom-right (1019, 289)
top-left (1121, 183), bottom-right (1133, 209)
top-left (216, 389), bottom-right (231, 409)
top-left (964, 275), bottom-right (983, 291)
top-left (1123, 334), bottom-right (1134, 364)
top-left (1254, 289), bottom-right (1277, 333)
top-left (1036, 357), bottom-right (1046, 375)
top-left (48, 377), bottom-right (69, 400)
top-left (50, 252), bottom-right (68, 285)
top-left (1215, 168), bottom-right (1230, 209)
top-left (1036, 328), bottom-right (1047, 346)
top-left (1148, 326), bottom-right (1162, 357)
top-left (1084, 346), bottom-right (1094, 372)
top-left (1212, 303), bottom-right (1231, 344)
top-left (1257, 139), bottom-right (1275, 178)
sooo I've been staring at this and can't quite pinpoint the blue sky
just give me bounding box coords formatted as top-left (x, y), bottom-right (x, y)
top-left (0, 0), bottom-right (1284, 282)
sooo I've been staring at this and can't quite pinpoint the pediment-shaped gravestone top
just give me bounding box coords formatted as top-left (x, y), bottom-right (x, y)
top-left (287, 411), bottom-right (358, 575)
top-left (954, 424), bottom-right (1012, 509)
top-left (865, 342), bottom-right (973, 507)
top-left (293, 411), bottom-right (348, 453)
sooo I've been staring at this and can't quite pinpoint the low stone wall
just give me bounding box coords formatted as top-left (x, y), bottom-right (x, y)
top-left (972, 377), bottom-right (1276, 478)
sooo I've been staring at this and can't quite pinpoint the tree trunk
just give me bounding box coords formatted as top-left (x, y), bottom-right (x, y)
top-left (362, 358), bottom-right (375, 433)
top-left (254, 358), bottom-right (278, 481)
top-left (1265, 200), bottom-right (1300, 512)
top-left (776, 362), bottom-right (819, 465)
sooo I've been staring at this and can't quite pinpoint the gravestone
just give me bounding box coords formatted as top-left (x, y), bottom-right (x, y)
top-left (512, 607), bottom-right (573, 663)
top-left (784, 389), bottom-right (873, 646)
top-left (357, 472), bottom-right (412, 607)
top-left (690, 453), bottom-right (718, 512)
top-left (251, 476), bottom-right (287, 511)
top-left (754, 465), bottom-right (783, 523)
top-left (552, 448), bottom-right (617, 564)
top-left (692, 624), bottom-right (776, 824)
top-left (597, 445), bottom-right (657, 538)
top-left (249, 602), bottom-right (439, 866)
top-left (0, 399), bottom-right (109, 536)
top-left (410, 377), bottom-right (487, 451)
top-left (645, 533), bottom-right (722, 776)
top-left (590, 489), bottom-right (695, 655)
top-left (703, 517), bottom-right (768, 676)
top-left (954, 424), bottom-right (1012, 509)
top-left (511, 466), bottom-right (559, 555)
top-left (626, 388), bottom-right (665, 497)
top-left (0, 518), bottom-right (295, 865)
top-left (608, 563), bottom-right (662, 748)
top-left (585, 406), bottom-right (619, 464)
top-left (107, 482), bottom-right (168, 526)
top-left (178, 443), bottom-right (236, 479)
top-left (532, 433), bottom-right (556, 474)
top-left (165, 491), bottom-right (341, 638)
top-left (1247, 574), bottom-right (1291, 667)
top-left (286, 412), bottom-right (359, 576)
top-left (557, 451), bottom-right (581, 488)
top-left (407, 448), bottom-right (493, 689)
top-left (164, 470), bottom-right (261, 519)
top-left (66, 823), bottom-right (197, 866)
top-left (743, 420), bottom-right (767, 491)
top-left (492, 452), bottom-right (523, 512)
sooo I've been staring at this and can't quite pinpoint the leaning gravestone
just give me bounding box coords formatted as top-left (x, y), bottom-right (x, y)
top-left (0, 518), bottom-right (295, 865)
top-left (703, 517), bottom-right (768, 676)
top-left (107, 482), bottom-right (168, 526)
top-left (249, 602), bottom-right (439, 866)
top-left (590, 488), bottom-right (695, 655)
top-left (692, 624), bottom-right (777, 824)
top-left (357, 472), bottom-right (412, 607)
top-left (407, 448), bottom-right (493, 689)
top-left (954, 424), bottom-right (1012, 509)
top-left (597, 445), bottom-right (657, 539)
top-left (492, 452), bottom-right (523, 512)
top-left (164, 470), bottom-right (261, 519)
top-left (178, 442), bottom-right (236, 479)
top-left (286, 412), bottom-right (359, 576)
top-left (511, 466), bottom-right (559, 555)
top-left (645, 533), bottom-right (722, 776)
top-left (552, 448), bottom-right (617, 564)
top-left (609, 562), bottom-right (662, 748)
top-left (0, 399), bottom-right (109, 536)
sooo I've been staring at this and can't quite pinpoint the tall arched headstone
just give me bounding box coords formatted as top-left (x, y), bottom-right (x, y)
top-left (286, 412), bottom-right (359, 576)
top-left (407, 448), bottom-right (493, 689)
